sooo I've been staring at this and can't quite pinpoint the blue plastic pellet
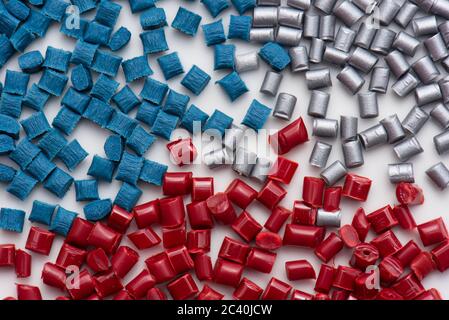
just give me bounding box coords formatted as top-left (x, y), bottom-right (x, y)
top-left (44, 167), bottom-right (74, 198)
top-left (10, 27), bottom-right (36, 52)
top-left (104, 135), bottom-right (124, 162)
top-left (122, 56), bottom-right (153, 83)
top-left (204, 109), bottom-right (233, 136)
top-left (214, 44), bottom-right (235, 70)
top-left (95, 0), bottom-right (122, 28)
top-left (60, 15), bottom-right (88, 39)
top-left (157, 52), bottom-right (184, 80)
top-left (23, 84), bottom-right (51, 112)
top-left (163, 90), bottom-right (190, 117)
top-left (21, 111), bottom-right (51, 139)
top-left (75, 179), bottom-right (99, 201)
top-left (7, 171), bottom-right (38, 200)
top-left (9, 139), bottom-right (40, 169)
top-left (0, 208), bottom-right (25, 233)
top-left (140, 7), bottom-right (167, 30)
top-left (0, 93), bottom-right (23, 118)
top-left (0, 135), bottom-right (15, 155)
top-left (71, 64), bottom-right (93, 91)
top-left (216, 71), bottom-right (248, 101)
top-left (180, 104), bottom-right (209, 133)
top-left (201, 0), bottom-right (229, 17)
top-left (140, 28), bottom-right (169, 54)
top-left (72, 0), bottom-right (97, 13)
top-left (49, 206), bottom-right (77, 236)
top-left (28, 200), bottom-right (56, 225)
top-left (108, 26), bottom-right (131, 51)
top-left (25, 152), bottom-right (56, 182)
top-left (0, 163), bottom-right (16, 182)
top-left (140, 77), bottom-right (168, 104)
top-left (4, 70), bottom-right (29, 96)
top-left (43, 46), bottom-right (72, 73)
top-left (231, 0), bottom-right (256, 14)
top-left (6, 0), bottom-right (30, 21)
top-left (171, 7), bottom-right (202, 36)
top-left (91, 50), bottom-right (123, 77)
top-left (90, 74), bottom-right (119, 103)
top-left (0, 10), bottom-right (20, 38)
top-left (242, 99), bottom-right (272, 131)
top-left (151, 110), bottom-right (179, 140)
top-left (57, 139), bottom-right (88, 171)
top-left (0, 35), bottom-right (15, 68)
top-left (136, 102), bottom-right (160, 127)
top-left (202, 19), bottom-right (226, 46)
top-left (37, 129), bottom-right (68, 160)
top-left (62, 87), bottom-right (91, 114)
top-left (19, 51), bottom-right (44, 73)
top-left (52, 106), bottom-right (82, 135)
top-left (128, 0), bottom-right (155, 13)
top-left (139, 159), bottom-right (167, 186)
top-left (116, 151), bottom-right (143, 185)
top-left (83, 98), bottom-right (114, 127)
top-left (259, 42), bottom-right (291, 72)
top-left (42, 0), bottom-right (70, 21)
top-left (88, 155), bottom-right (116, 182)
top-left (70, 40), bottom-right (99, 67)
top-left (112, 86), bottom-right (140, 114)
top-left (0, 114), bottom-right (20, 139)
top-left (84, 198), bottom-right (112, 221)
top-left (114, 182), bottom-right (142, 212)
top-left (84, 21), bottom-right (112, 45)
top-left (106, 111), bottom-right (138, 138)
top-left (181, 65), bottom-right (211, 95)
top-left (126, 125), bottom-right (155, 156)
top-left (22, 10), bottom-right (51, 37)
top-left (38, 69), bottom-right (68, 96)
top-left (228, 15), bottom-right (252, 41)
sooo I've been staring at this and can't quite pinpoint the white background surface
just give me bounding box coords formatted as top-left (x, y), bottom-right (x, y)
top-left (1, 0), bottom-right (449, 300)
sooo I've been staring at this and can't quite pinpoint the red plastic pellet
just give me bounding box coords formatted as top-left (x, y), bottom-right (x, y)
top-left (225, 179), bottom-right (258, 209)
top-left (197, 285), bottom-right (224, 300)
top-left (351, 207), bottom-right (370, 242)
top-left (193, 253), bottom-right (213, 281)
top-left (162, 223), bottom-right (187, 248)
top-left (133, 199), bottom-right (160, 229)
top-left (146, 287), bottom-right (167, 300)
top-left (186, 229), bottom-right (211, 254)
top-left (264, 206), bottom-right (291, 233)
top-left (331, 289), bottom-right (350, 300)
top-left (111, 246), bottom-right (139, 278)
top-left (323, 186), bottom-right (342, 211)
top-left (392, 204), bottom-right (417, 230)
top-left (353, 272), bottom-right (379, 300)
top-left (285, 260), bottom-right (316, 280)
top-left (314, 293), bottom-right (330, 300)
top-left (162, 172), bottom-right (193, 195)
top-left (410, 251), bottom-right (435, 280)
top-left (350, 243), bottom-right (380, 270)
top-left (25, 226), bottom-right (55, 255)
top-left (167, 245), bottom-right (194, 274)
top-left (283, 224), bottom-right (325, 248)
top-left (261, 277), bottom-right (292, 300)
top-left (379, 256), bottom-right (403, 286)
top-left (127, 227), bottom-right (161, 250)
top-left (17, 284), bottom-right (42, 300)
top-left (87, 223), bottom-right (122, 254)
top-left (107, 205), bottom-right (133, 233)
top-left (314, 264), bottom-right (336, 294)
top-left (342, 173), bottom-right (372, 201)
top-left (85, 293), bottom-right (101, 300)
top-left (246, 247), bottom-right (276, 273)
top-left (56, 243), bottom-right (87, 269)
top-left (86, 248), bottom-right (110, 273)
top-left (218, 236), bottom-right (250, 264)
top-left (206, 192), bottom-right (237, 224)
top-left (371, 230), bottom-right (402, 258)
top-left (186, 201), bottom-right (213, 229)
top-left (41, 262), bottom-right (67, 290)
top-left (113, 290), bottom-right (134, 300)
top-left (291, 289), bottom-right (314, 300)
top-left (55, 296), bottom-right (71, 300)
top-left (302, 176), bottom-right (325, 208)
top-left (292, 201), bottom-right (317, 225)
top-left (159, 196), bottom-right (185, 228)
top-left (366, 205), bottom-right (398, 234)
top-left (125, 269), bottom-right (156, 299)
top-left (0, 244), bottom-right (15, 266)
top-left (66, 218), bottom-right (94, 248)
top-left (269, 117), bottom-right (309, 155)
top-left (191, 177), bottom-right (214, 202)
top-left (332, 265), bottom-right (361, 292)
top-left (268, 156), bottom-right (299, 184)
top-left (394, 240), bottom-right (422, 268)
top-left (377, 288), bottom-right (403, 300)
top-left (339, 224), bottom-right (360, 248)
top-left (417, 217), bottom-right (449, 246)
top-left (391, 273), bottom-right (425, 300)
top-left (67, 269), bottom-right (95, 300)
top-left (416, 288), bottom-right (443, 300)
top-left (314, 232), bottom-right (344, 262)
top-left (257, 180), bottom-right (287, 210)
top-left (93, 270), bottom-right (123, 298)
top-left (167, 138), bottom-right (197, 167)
top-left (231, 211), bottom-right (262, 242)
top-left (431, 240), bottom-right (449, 271)
top-left (15, 249), bottom-right (31, 278)
top-left (145, 252), bottom-right (177, 283)
top-left (396, 182), bottom-right (424, 205)
top-left (233, 278), bottom-right (263, 300)
top-left (255, 231), bottom-right (282, 251)
top-left (167, 273), bottom-right (198, 300)
top-left (214, 258), bottom-right (244, 287)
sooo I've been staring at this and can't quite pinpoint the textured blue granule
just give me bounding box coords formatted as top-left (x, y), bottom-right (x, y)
top-left (87, 155), bottom-right (116, 182)
top-left (83, 98), bottom-right (114, 127)
top-left (0, 114), bottom-right (20, 138)
top-left (116, 151), bottom-right (144, 185)
top-left (0, 208), bottom-right (26, 233)
top-left (140, 28), bottom-right (169, 54)
top-left (84, 21), bottom-right (112, 45)
top-left (10, 27), bottom-right (36, 52)
top-left (204, 109), bottom-right (234, 136)
top-left (42, 0), bottom-right (70, 22)
top-left (70, 64), bottom-right (93, 91)
top-left (106, 111), bottom-right (139, 138)
top-left (163, 90), bottom-right (190, 117)
top-left (108, 26), bottom-right (132, 51)
top-left (91, 50), bottom-right (123, 77)
top-left (231, 0), bottom-right (256, 14)
top-left (6, 0), bottom-right (30, 21)
top-left (9, 138), bottom-right (40, 169)
top-left (140, 77), bottom-right (168, 104)
top-left (214, 44), bottom-right (235, 70)
top-left (22, 10), bottom-right (51, 37)
top-left (112, 85), bottom-right (140, 114)
top-left (114, 182), bottom-right (142, 212)
top-left (151, 110), bottom-right (179, 140)
top-left (38, 69), bottom-right (68, 96)
top-left (4, 70), bottom-right (29, 96)
top-left (122, 56), bottom-right (153, 83)
top-left (20, 111), bottom-right (51, 139)
top-left (126, 125), bottom-right (155, 156)
top-left (0, 10), bottom-right (20, 38)
top-left (157, 52), bottom-right (184, 80)
top-left (202, 19), bottom-right (226, 46)
top-left (0, 93), bottom-right (23, 118)
top-left (61, 87), bottom-right (91, 114)
top-left (70, 40), bottom-right (99, 67)
top-left (84, 199), bottom-right (112, 221)
top-left (25, 152), bottom-right (56, 182)
top-left (75, 179), bottom-right (99, 201)
top-left (136, 102), bottom-right (160, 127)
top-left (6, 170), bottom-right (38, 200)
top-left (28, 200), bottom-right (56, 225)
top-left (201, 0), bottom-right (229, 17)
top-left (60, 15), bottom-right (88, 39)
top-left (49, 206), bottom-right (77, 236)
top-left (228, 15), bottom-right (252, 41)
top-left (129, 0), bottom-right (155, 13)
top-left (216, 71), bottom-right (249, 101)
top-left (43, 46), bottom-right (72, 73)
top-left (0, 163), bottom-right (16, 182)
top-left (242, 99), bottom-right (272, 131)
top-left (0, 135), bottom-right (15, 155)
top-left (181, 65), bottom-right (211, 95)
top-left (43, 167), bottom-right (74, 199)
top-left (171, 6), bottom-right (202, 36)
top-left (18, 51), bottom-right (44, 73)
top-left (0, 35), bottom-right (15, 68)
top-left (52, 106), bottom-right (82, 135)
top-left (180, 104), bottom-right (209, 133)
top-left (259, 42), bottom-right (292, 72)
top-left (72, 0), bottom-right (97, 13)
top-left (57, 139), bottom-right (88, 171)
top-left (23, 84), bottom-right (51, 111)
top-left (95, 0), bottom-right (122, 28)
top-left (37, 129), bottom-right (68, 160)
top-left (90, 74), bottom-right (120, 103)
top-left (140, 7), bottom-right (167, 30)
top-left (139, 159), bottom-right (168, 186)
top-left (104, 134), bottom-right (124, 162)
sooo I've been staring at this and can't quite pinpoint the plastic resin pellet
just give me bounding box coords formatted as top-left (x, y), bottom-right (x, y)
top-left (216, 71), bottom-right (249, 101)
top-left (395, 2), bottom-right (419, 28)
top-left (289, 46), bottom-right (309, 72)
top-left (354, 22), bottom-right (377, 49)
top-left (334, 26), bottom-right (356, 52)
top-left (380, 115), bottom-right (406, 143)
top-left (202, 19), bottom-right (226, 46)
top-left (320, 160), bottom-right (347, 186)
top-left (309, 141), bottom-right (332, 168)
top-left (392, 72), bottom-right (419, 97)
top-left (434, 130), bottom-right (449, 154)
top-left (393, 136), bottom-right (424, 162)
top-left (253, 7), bottom-right (278, 27)
top-left (308, 90), bottom-right (330, 118)
top-left (235, 51), bottom-right (259, 73)
top-left (278, 7), bottom-right (303, 28)
top-left (259, 42), bottom-right (291, 71)
top-left (303, 14), bottom-right (319, 38)
top-left (323, 47), bottom-right (349, 66)
top-left (273, 93), bottom-right (297, 120)
top-left (393, 31), bottom-right (420, 56)
top-left (309, 38), bottom-right (325, 63)
top-left (431, 103), bottom-right (449, 128)
top-left (228, 15), bottom-right (252, 41)
top-left (313, 118), bottom-right (338, 138)
top-left (157, 52), bottom-right (184, 80)
top-left (276, 26), bottom-right (302, 47)
top-left (305, 68), bottom-right (332, 90)
top-left (389, 163), bottom-right (415, 184)
top-left (342, 139), bottom-right (364, 168)
top-left (369, 67), bottom-right (390, 93)
top-left (348, 47), bottom-right (378, 73)
top-left (359, 124), bottom-right (388, 149)
top-left (340, 116), bottom-right (358, 141)
top-left (426, 162), bottom-right (449, 189)
top-left (260, 71), bottom-right (283, 96)
top-left (249, 28), bottom-right (275, 43)
top-left (337, 66), bottom-right (365, 95)
top-left (319, 15), bottom-right (336, 41)
top-left (358, 92), bottom-right (378, 119)
top-left (333, 1), bottom-right (364, 26)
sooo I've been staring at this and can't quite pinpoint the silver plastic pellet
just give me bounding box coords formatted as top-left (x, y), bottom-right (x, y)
top-left (430, 103), bottom-right (449, 128)
top-left (359, 124), bottom-right (388, 149)
top-left (438, 21), bottom-right (449, 46)
top-left (323, 47), bottom-right (349, 66)
top-left (393, 136), bottom-right (424, 162)
top-left (253, 7), bottom-right (279, 28)
top-left (434, 130), bottom-right (449, 154)
top-left (309, 141), bottom-right (332, 168)
top-left (308, 90), bottom-right (330, 118)
top-left (313, 118), bottom-right (338, 138)
top-left (305, 68), bottom-right (332, 90)
top-left (235, 51), bottom-right (259, 73)
top-left (316, 209), bottom-right (342, 227)
top-left (348, 47), bottom-right (378, 73)
top-left (354, 22), bottom-right (377, 49)
top-left (337, 66), bottom-right (365, 95)
top-left (232, 147), bottom-right (257, 177)
top-left (223, 124), bottom-right (246, 151)
top-left (203, 147), bottom-right (232, 169)
top-left (273, 93), bottom-right (297, 120)
top-left (415, 0), bottom-right (436, 13)
top-left (358, 92), bottom-right (379, 118)
top-left (388, 163), bottom-right (415, 183)
top-left (402, 106), bottom-right (429, 135)
top-left (289, 46), bottom-right (309, 72)
top-left (250, 28), bottom-right (275, 43)
top-left (309, 38), bottom-right (325, 63)
top-left (340, 116), bottom-right (358, 141)
top-left (319, 15), bottom-right (336, 41)
top-left (439, 76), bottom-right (449, 103)
top-left (258, 0), bottom-right (281, 5)
top-left (250, 157), bottom-right (272, 183)
top-left (392, 31), bottom-right (420, 56)
top-left (424, 33), bottom-right (449, 61)
top-left (394, 2), bottom-right (419, 28)
top-left (278, 7), bottom-right (303, 28)
top-left (426, 162), bottom-right (449, 189)
top-left (260, 71), bottom-right (283, 96)
top-left (342, 139), bottom-right (364, 168)
top-left (314, 0), bottom-right (338, 14)
top-left (380, 115), bottom-right (406, 143)
top-left (370, 28), bottom-right (396, 55)
top-left (385, 50), bottom-right (410, 78)
top-left (431, 0), bottom-right (449, 19)
top-left (412, 16), bottom-right (438, 36)
top-left (415, 83), bottom-right (442, 106)
top-left (378, 0), bottom-right (402, 26)
top-left (369, 67), bottom-right (390, 93)
top-left (334, 26), bottom-right (356, 52)
top-left (287, 0), bottom-right (311, 10)
top-left (420, 102), bottom-right (439, 115)
top-left (303, 14), bottom-right (320, 38)
top-left (352, 0), bottom-right (378, 14)
top-left (392, 72), bottom-right (419, 97)
top-left (276, 26), bottom-right (302, 46)
top-left (320, 160), bottom-right (348, 186)
top-left (333, 1), bottom-right (365, 26)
